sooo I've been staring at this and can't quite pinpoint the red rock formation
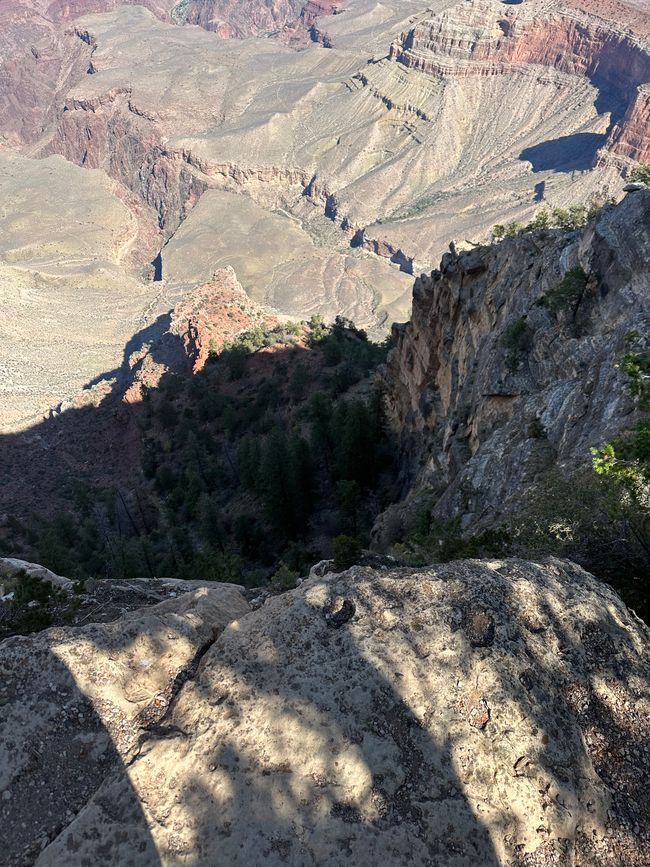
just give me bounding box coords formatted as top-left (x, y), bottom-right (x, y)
top-left (182, 0), bottom-right (342, 39)
top-left (183, 0), bottom-right (303, 37)
top-left (123, 267), bottom-right (276, 406)
top-left (300, 0), bottom-right (341, 28)
top-left (605, 85), bottom-right (650, 164)
top-left (390, 1), bottom-right (650, 165)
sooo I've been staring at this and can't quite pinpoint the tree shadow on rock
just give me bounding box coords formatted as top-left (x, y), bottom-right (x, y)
top-left (39, 558), bottom-right (650, 865)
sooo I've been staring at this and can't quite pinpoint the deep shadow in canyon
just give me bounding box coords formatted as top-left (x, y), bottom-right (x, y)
top-left (520, 132), bottom-right (608, 173)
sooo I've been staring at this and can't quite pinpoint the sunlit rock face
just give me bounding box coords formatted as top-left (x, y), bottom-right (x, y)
top-left (3, 558), bottom-right (645, 866)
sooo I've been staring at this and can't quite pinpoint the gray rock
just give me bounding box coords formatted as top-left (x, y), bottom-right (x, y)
top-left (34, 559), bottom-right (650, 867)
top-left (0, 558), bottom-right (74, 593)
top-left (309, 559), bottom-right (335, 579)
top-left (384, 190), bottom-right (650, 530)
top-left (0, 584), bottom-right (249, 865)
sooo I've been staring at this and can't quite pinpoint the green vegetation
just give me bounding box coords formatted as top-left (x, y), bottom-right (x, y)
top-left (492, 222), bottom-right (522, 240)
top-left (520, 329), bottom-right (649, 616)
top-left (630, 163), bottom-right (650, 185)
top-left (389, 508), bottom-right (510, 567)
top-left (492, 198), bottom-right (615, 241)
top-left (499, 317), bottom-right (533, 372)
top-left (537, 266), bottom-right (588, 315)
top-left (527, 417), bottom-right (546, 439)
top-left (332, 534), bottom-right (362, 571)
top-left (270, 562), bottom-right (300, 590)
top-left (617, 329), bottom-right (650, 410)
top-left (18, 318), bottom-right (396, 587)
top-left (0, 570), bottom-right (80, 639)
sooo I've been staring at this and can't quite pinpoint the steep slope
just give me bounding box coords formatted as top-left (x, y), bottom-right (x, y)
top-left (1, 0), bottom-right (649, 428)
top-left (0, 152), bottom-right (160, 433)
top-left (384, 188), bottom-right (649, 528)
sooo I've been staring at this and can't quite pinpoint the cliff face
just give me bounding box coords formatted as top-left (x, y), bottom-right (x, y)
top-left (385, 189), bottom-right (650, 527)
top-left (181, 0), bottom-right (340, 38)
top-left (605, 84), bottom-right (650, 165)
top-left (390, 0), bottom-right (650, 166)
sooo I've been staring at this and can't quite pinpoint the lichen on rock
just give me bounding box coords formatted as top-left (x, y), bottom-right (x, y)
top-left (13, 557), bottom-right (648, 867)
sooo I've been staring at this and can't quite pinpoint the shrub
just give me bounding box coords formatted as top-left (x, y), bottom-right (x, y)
top-left (499, 317), bottom-right (533, 371)
top-left (528, 417), bottom-right (546, 439)
top-left (333, 535), bottom-right (362, 571)
top-left (530, 209), bottom-right (551, 231)
top-left (537, 267), bottom-right (588, 314)
top-left (618, 329), bottom-right (650, 410)
top-left (630, 163), bottom-right (650, 185)
top-left (270, 562), bottom-right (299, 590)
top-left (512, 464), bottom-right (649, 619)
top-left (504, 222), bottom-right (522, 237)
top-left (549, 206), bottom-right (587, 231)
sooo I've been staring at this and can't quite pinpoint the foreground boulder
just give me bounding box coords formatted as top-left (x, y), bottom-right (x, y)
top-left (26, 559), bottom-right (650, 866)
top-left (0, 584), bottom-right (250, 865)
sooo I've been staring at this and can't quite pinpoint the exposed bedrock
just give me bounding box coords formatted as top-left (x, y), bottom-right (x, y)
top-left (44, 84), bottom-right (418, 271)
top-left (604, 84), bottom-right (650, 166)
top-left (8, 558), bottom-right (648, 867)
top-left (181, 0), bottom-right (342, 38)
top-left (390, 0), bottom-right (650, 165)
top-left (44, 87), bottom-right (207, 235)
top-left (384, 188), bottom-right (650, 528)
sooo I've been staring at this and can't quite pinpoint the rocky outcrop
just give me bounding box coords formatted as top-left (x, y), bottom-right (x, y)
top-left (0, 582), bottom-right (249, 865)
top-left (180, 0), bottom-right (343, 38)
top-left (122, 266), bottom-right (276, 399)
top-left (385, 189), bottom-right (650, 527)
top-left (3, 558), bottom-right (643, 865)
top-left (0, 558), bottom-right (74, 595)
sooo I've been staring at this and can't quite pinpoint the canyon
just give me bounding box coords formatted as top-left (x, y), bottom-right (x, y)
top-left (0, 1), bottom-right (649, 856)
top-left (0, 0), bottom-right (649, 430)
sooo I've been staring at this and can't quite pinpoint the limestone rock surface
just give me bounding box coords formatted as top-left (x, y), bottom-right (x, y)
top-left (0, 558), bottom-right (74, 593)
top-left (0, 584), bottom-right (249, 865)
top-left (28, 558), bottom-right (650, 867)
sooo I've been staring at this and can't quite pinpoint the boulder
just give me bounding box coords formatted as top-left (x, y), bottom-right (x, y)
top-left (34, 559), bottom-right (650, 867)
top-left (0, 558), bottom-right (74, 593)
top-left (0, 584), bottom-right (249, 865)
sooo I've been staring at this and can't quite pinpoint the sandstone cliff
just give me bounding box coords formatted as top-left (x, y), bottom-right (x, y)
top-left (384, 188), bottom-right (650, 528)
top-left (1, 558), bottom-right (648, 865)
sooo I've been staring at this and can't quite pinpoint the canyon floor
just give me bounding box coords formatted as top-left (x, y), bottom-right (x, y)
top-left (1, 0), bottom-right (649, 430)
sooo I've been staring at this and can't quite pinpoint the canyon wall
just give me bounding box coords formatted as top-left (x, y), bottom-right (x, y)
top-left (390, 0), bottom-right (650, 166)
top-left (384, 188), bottom-right (650, 528)
top-left (605, 84), bottom-right (650, 165)
top-left (180, 0), bottom-right (341, 38)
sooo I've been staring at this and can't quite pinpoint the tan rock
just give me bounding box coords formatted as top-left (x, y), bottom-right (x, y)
top-left (0, 584), bottom-right (249, 865)
top-left (0, 558), bottom-right (74, 593)
top-left (37, 558), bottom-right (650, 866)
